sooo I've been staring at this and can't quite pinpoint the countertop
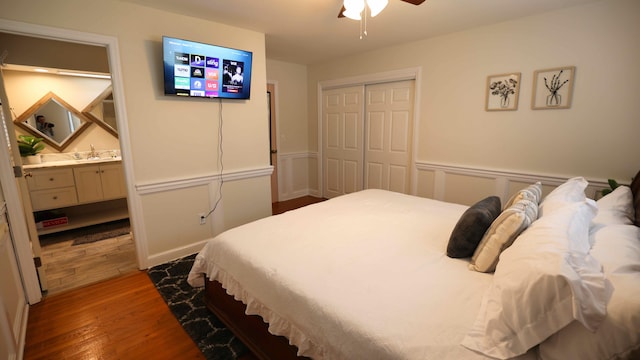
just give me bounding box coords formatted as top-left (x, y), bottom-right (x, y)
top-left (22, 156), bottom-right (122, 170)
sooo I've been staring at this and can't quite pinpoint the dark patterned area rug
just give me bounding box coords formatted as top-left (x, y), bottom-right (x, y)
top-left (148, 254), bottom-right (250, 360)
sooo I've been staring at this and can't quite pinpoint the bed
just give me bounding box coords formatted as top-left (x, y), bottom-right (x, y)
top-left (188, 171), bottom-right (640, 360)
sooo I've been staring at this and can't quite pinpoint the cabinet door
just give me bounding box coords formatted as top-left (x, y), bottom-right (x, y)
top-left (100, 164), bottom-right (127, 200)
top-left (73, 166), bottom-right (103, 203)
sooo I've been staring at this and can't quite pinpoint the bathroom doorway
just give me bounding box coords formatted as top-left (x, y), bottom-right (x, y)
top-left (0, 30), bottom-right (136, 295)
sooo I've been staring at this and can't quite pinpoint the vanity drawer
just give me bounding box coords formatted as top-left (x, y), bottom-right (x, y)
top-left (26, 168), bottom-right (75, 190)
top-left (30, 187), bottom-right (78, 211)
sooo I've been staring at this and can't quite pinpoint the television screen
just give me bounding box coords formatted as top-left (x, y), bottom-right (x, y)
top-left (163, 36), bottom-right (253, 99)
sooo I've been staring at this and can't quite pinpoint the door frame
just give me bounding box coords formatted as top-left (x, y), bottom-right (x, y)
top-left (0, 19), bottom-right (145, 302)
top-left (267, 81), bottom-right (279, 203)
top-left (317, 67), bottom-right (422, 198)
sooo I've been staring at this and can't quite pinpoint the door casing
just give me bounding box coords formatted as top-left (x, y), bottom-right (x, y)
top-left (267, 82), bottom-right (279, 203)
top-left (0, 19), bottom-right (144, 303)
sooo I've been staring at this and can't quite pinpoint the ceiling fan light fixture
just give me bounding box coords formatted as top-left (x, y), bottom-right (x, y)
top-left (344, 0), bottom-right (365, 12)
top-left (342, 8), bottom-right (363, 20)
top-left (366, 0), bottom-right (388, 17)
top-left (343, 0), bottom-right (364, 19)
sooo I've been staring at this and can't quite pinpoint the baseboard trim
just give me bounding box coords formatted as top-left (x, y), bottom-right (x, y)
top-left (146, 238), bottom-right (211, 268)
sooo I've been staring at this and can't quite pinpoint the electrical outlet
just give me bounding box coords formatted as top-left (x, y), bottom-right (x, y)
top-left (199, 213), bottom-right (206, 225)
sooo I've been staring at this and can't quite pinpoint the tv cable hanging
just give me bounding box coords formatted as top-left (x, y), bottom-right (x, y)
top-left (200, 98), bottom-right (224, 223)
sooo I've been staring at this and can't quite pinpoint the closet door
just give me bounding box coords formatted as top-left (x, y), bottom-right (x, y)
top-left (364, 80), bottom-right (414, 193)
top-left (322, 86), bottom-right (364, 198)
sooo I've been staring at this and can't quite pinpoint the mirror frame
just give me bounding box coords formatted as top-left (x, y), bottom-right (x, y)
top-left (13, 91), bottom-right (92, 151)
top-left (82, 85), bottom-right (118, 138)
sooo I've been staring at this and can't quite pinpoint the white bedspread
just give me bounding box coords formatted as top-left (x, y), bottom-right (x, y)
top-left (188, 189), bottom-right (535, 359)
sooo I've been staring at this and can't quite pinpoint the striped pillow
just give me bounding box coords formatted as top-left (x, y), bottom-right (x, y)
top-left (469, 199), bottom-right (538, 273)
top-left (503, 182), bottom-right (542, 209)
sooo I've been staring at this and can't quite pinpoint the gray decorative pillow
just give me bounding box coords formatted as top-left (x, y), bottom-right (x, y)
top-left (447, 196), bottom-right (502, 258)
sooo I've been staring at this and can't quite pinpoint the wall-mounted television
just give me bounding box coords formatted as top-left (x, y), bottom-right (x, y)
top-left (162, 36), bottom-right (253, 100)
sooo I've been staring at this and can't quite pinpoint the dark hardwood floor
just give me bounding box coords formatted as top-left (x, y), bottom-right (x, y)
top-left (272, 195), bottom-right (326, 215)
top-left (24, 271), bottom-right (205, 360)
top-left (24, 196), bottom-right (325, 359)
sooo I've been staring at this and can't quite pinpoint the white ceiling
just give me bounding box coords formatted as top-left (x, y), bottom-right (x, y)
top-left (124, 0), bottom-right (602, 65)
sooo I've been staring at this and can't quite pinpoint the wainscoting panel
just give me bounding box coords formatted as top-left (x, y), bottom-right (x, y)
top-left (278, 152), bottom-right (319, 201)
top-left (267, 156), bottom-right (612, 206)
top-left (135, 166), bottom-right (273, 267)
top-left (443, 172), bottom-right (497, 205)
top-left (415, 161), bottom-right (609, 206)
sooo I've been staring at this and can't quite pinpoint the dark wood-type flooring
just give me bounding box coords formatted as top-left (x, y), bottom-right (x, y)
top-left (271, 195), bottom-right (326, 215)
top-left (24, 196), bottom-right (325, 360)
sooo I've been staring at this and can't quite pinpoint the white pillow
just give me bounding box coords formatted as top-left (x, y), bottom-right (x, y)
top-left (469, 199), bottom-right (537, 273)
top-left (539, 223), bottom-right (640, 360)
top-left (592, 185), bottom-right (634, 226)
top-left (462, 199), bottom-right (613, 359)
top-left (539, 177), bottom-right (588, 216)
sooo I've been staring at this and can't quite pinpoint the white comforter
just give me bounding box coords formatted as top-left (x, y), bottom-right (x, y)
top-left (188, 189), bottom-right (534, 359)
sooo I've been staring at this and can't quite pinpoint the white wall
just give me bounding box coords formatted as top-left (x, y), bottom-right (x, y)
top-left (266, 59), bottom-right (308, 153)
top-left (307, 0), bottom-right (640, 194)
top-left (2, 0), bottom-right (272, 266)
top-left (266, 59), bottom-right (317, 199)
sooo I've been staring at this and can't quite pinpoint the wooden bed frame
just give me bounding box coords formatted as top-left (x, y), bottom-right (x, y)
top-left (203, 170), bottom-right (640, 360)
top-left (204, 279), bottom-right (308, 359)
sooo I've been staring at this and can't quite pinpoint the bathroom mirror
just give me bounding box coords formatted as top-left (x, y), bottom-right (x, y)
top-left (13, 91), bottom-right (91, 151)
top-left (83, 85), bottom-right (118, 138)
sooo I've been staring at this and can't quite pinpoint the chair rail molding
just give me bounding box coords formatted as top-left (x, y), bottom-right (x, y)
top-left (135, 166), bottom-right (273, 195)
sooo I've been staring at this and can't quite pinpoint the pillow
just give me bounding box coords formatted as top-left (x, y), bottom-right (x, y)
top-left (503, 182), bottom-right (543, 209)
top-left (539, 177), bottom-right (588, 216)
top-left (462, 199), bottom-right (613, 359)
top-left (592, 185), bottom-right (634, 226)
top-left (539, 223), bottom-right (640, 360)
top-left (468, 199), bottom-right (538, 273)
top-left (446, 196), bottom-right (502, 258)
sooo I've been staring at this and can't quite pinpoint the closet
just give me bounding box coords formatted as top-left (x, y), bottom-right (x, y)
top-left (322, 80), bottom-right (415, 198)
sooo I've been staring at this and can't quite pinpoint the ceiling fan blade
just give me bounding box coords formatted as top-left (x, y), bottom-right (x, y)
top-left (338, 0), bottom-right (425, 18)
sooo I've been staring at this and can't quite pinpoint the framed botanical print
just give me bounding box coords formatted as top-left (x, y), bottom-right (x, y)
top-left (532, 66), bottom-right (575, 110)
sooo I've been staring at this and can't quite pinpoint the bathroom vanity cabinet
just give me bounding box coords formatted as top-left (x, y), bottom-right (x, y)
top-left (73, 164), bottom-right (127, 203)
top-left (24, 159), bottom-right (128, 235)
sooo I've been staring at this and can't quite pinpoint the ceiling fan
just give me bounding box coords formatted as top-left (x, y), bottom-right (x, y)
top-left (338, 0), bottom-right (426, 19)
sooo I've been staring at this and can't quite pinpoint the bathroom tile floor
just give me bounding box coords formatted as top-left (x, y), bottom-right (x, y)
top-left (40, 231), bottom-right (137, 296)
